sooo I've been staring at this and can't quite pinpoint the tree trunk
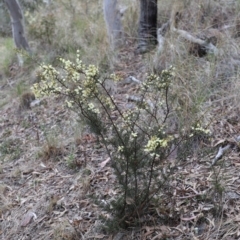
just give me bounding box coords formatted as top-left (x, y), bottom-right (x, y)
top-left (103, 0), bottom-right (123, 50)
top-left (4, 0), bottom-right (31, 53)
top-left (138, 0), bottom-right (158, 53)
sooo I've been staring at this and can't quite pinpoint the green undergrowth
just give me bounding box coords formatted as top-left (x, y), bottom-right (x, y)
top-left (0, 38), bottom-right (15, 76)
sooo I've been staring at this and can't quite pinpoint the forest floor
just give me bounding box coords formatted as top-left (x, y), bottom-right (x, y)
top-left (1, 40), bottom-right (240, 240)
top-left (2, 0), bottom-right (240, 239)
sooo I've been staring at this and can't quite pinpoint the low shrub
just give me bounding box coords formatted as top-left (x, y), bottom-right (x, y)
top-left (32, 51), bottom-right (211, 230)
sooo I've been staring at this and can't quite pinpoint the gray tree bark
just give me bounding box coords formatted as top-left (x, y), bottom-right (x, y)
top-left (103, 0), bottom-right (124, 50)
top-left (4, 0), bottom-right (31, 53)
top-left (138, 0), bottom-right (158, 53)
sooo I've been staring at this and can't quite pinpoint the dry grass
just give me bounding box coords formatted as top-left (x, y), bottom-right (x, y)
top-left (1, 0), bottom-right (240, 239)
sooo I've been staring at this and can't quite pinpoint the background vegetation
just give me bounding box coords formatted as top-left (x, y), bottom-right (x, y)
top-left (1, 0), bottom-right (240, 239)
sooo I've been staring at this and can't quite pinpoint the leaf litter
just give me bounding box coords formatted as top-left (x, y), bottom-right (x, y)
top-left (1, 40), bottom-right (240, 240)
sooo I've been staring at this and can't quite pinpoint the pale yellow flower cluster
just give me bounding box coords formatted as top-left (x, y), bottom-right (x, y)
top-left (144, 135), bottom-right (172, 153)
top-left (110, 73), bottom-right (121, 82)
top-left (190, 123), bottom-right (211, 137)
top-left (85, 65), bottom-right (99, 80)
top-left (118, 145), bottom-right (124, 153)
top-left (122, 110), bottom-right (134, 125)
top-left (88, 103), bottom-right (100, 114)
top-left (31, 64), bottom-right (61, 98)
top-left (31, 51), bottom-right (101, 113)
top-left (140, 66), bottom-right (175, 93)
top-left (65, 100), bottom-right (74, 108)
